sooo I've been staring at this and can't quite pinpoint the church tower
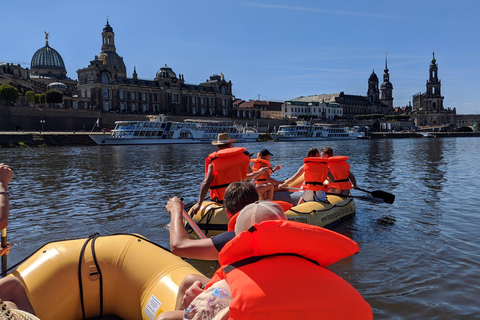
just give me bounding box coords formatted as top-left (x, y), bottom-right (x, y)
top-left (101, 19), bottom-right (116, 53)
top-left (380, 53), bottom-right (394, 109)
top-left (367, 70), bottom-right (379, 104)
top-left (425, 51), bottom-right (443, 111)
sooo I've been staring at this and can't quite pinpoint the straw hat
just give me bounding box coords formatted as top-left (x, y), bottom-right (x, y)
top-left (0, 299), bottom-right (40, 320)
top-left (212, 133), bottom-right (236, 145)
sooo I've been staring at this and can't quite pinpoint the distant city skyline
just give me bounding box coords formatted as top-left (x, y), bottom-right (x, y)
top-left (1, 0), bottom-right (479, 114)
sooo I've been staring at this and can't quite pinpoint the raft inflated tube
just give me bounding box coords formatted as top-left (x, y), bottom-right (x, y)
top-left (10, 234), bottom-right (202, 320)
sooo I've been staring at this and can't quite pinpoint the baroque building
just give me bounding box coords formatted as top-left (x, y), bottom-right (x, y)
top-left (412, 52), bottom-right (456, 127)
top-left (76, 20), bottom-right (234, 116)
top-left (283, 59), bottom-right (394, 120)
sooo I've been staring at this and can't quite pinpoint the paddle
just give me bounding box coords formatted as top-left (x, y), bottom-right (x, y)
top-left (1, 228), bottom-right (7, 277)
top-left (182, 209), bottom-right (207, 239)
top-left (355, 187), bottom-right (395, 204)
top-left (282, 187), bottom-right (384, 203)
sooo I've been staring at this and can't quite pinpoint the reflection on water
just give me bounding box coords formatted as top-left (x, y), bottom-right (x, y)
top-left (1, 137), bottom-right (480, 319)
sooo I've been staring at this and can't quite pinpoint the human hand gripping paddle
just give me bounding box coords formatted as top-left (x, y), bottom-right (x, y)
top-left (179, 198), bottom-right (208, 239)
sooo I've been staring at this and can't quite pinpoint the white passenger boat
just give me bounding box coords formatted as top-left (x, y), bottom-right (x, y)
top-left (89, 115), bottom-right (259, 145)
top-left (271, 122), bottom-right (364, 141)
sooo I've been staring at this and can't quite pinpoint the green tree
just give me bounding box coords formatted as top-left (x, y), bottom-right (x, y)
top-left (45, 89), bottom-right (63, 104)
top-left (25, 91), bottom-right (35, 106)
top-left (0, 84), bottom-right (20, 104)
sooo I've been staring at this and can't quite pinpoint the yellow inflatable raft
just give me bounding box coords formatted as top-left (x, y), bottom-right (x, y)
top-left (6, 234), bottom-right (202, 320)
top-left (189, 194), bottom-right (355, 238)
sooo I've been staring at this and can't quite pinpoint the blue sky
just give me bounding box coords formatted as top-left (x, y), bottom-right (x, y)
top-left (1, 0), bottom-right (479, 114)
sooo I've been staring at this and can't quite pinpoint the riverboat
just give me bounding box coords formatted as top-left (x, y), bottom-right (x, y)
top-left (188, 194), bottom-right (355, 238)
top-left (271, 122), bottom-right (364, 141)
top-left (89, 115), bottom-right (259, 145)
top-left (5, 233), bottom-right (201, 320)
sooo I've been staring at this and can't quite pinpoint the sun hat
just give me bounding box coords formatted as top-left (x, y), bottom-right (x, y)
top-left (234, 201), bottom-right (287, 235)
top-left (212, 133), bottom-right (237, 145)
top-left (0, 299), bottom-right (40, 320)
top-left (260, 149), bottom-right (273, 157)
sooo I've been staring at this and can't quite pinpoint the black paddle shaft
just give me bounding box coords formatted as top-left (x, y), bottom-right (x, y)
top-left (356, 188), bottom-right (395, 204)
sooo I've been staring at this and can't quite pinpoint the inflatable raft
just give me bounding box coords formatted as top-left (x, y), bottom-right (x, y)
top-left (6, 234), bottom-right (202, 320)
top-left (189, 194), bottom-right (355, 238)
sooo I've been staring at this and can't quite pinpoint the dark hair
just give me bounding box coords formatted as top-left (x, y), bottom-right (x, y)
top-left (307, 147), bottom-right (320, 157)
top-left (321, 147), bottom-right (333, 157)
top-left (224, 181), bottom-right (259, 215)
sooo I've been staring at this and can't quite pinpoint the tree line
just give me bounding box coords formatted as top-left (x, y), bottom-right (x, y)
top-left (0, 84), bottom-right (63, 106)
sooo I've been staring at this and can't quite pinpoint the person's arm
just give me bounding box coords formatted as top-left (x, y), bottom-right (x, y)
top-left (262, 164), bottom-right (283, 185)
top-left (349, 172), bottom-right (358, 189)
top-left (190, 164), bottom-right (215, 216)
top-left (245, 166), bottom-right (268, 180)
top-left (166, 197), bottom-right (220, 260)
top-left (0, 164), bottom-right (13, 231)
top-left (278, 165), bottom-right (304, 189)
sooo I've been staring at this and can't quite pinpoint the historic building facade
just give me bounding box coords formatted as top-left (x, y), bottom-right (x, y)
top-left (282, 57), bottom-right (394, 120)
top-left (411, 52), bottom-right (456, 127)
top-left (76, 21), bottom-right (234, 116)
top-left (2, 20), bottom-right (234, 118)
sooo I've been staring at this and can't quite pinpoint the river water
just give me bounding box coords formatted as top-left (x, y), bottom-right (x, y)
top-left (1, 137), bottom-right (479, 319)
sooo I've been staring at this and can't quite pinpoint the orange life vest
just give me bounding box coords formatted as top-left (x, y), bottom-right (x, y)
top-left (303, 157), bottom-right (329, 191)
top-left (206, 147), bottom-right (250, 201)
top-left (207, 220), bottom-right (372, 320)
top-left (250, 158), bottom-right (271, 184)
top-left (328, 156), bottom-right (352, 190)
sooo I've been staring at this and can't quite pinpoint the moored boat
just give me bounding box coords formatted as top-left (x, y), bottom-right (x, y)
top-left (6, 234), bottom-right (202, 320)
top-left (89, 115), bottom-right (259, 145)
top-left (271, 121), bottom-right (364, 141)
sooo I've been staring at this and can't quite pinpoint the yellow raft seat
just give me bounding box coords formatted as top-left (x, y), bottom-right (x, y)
top-left (7, 234), bottom-right (202, 320)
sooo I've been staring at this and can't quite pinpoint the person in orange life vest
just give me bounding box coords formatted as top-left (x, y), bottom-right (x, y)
top-left (0, 164), bottom-right (37, 317)
top-left (278, 147), bottom-right (329, 205)
top-left (202, 201), bottom-right (373, 320)
top-left (320, 147), bottom-right (358, 195)
top-left (190, 133), bottom-right (268, 217)
top-left (250, 149), bottom-right (283, 200)
top-left (156, 181), bottom-right (259, 320)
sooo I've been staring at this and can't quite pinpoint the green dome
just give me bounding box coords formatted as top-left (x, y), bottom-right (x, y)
top-left (31, 43), bottom-right (66, 72)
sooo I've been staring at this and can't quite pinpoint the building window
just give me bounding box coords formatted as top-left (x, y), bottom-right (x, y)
top-left (73, 101), bottom-right (78, 109)
top-left (142, 92), bottom-right (147, 101)
top-left (222, 99), bottom-right (226, 107)
top-left (120, 103), bottom-right (125, 111)
top-left (132, 103), bottom-right (136, 112)
top-left (201, 97), bottom-right (205, 105)
top-left (103, 102), bottom-right (109, 111)
top-left (222, 86), bottom-right (226, 95)
top-left (119, 90), bottom-right (124, 99)
top-left (209, 97), bottom-right (214, 106)
top-left (172, 94), bottom-right (178, 102)
top-left (131, 92), bottom-right (136, 100)
top-left (101, 73), bottom-right (109, 84)
top-left (192, 96), bottom-right (196, 104)
top-left (153, 93), bottom-right (157, 102)
top-left (142, 104), bottom-right (148, 112)
top-left (103, 89), bottom-right (109, 98)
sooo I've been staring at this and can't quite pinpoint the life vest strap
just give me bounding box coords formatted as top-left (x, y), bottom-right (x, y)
top-left (332, 178), bottom-right (349, 183)
top-left (210, 183), bottom-right (231, 190)
top-left (304, 181), bottom-right (325, 186)
top-left (222, 252), bottom-right (319, 274)
top-left (256, 179), bottom-right (267, 182)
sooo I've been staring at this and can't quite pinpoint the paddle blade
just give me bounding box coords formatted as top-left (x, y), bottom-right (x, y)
top-left (371, 191), bottom-right (395, 204)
